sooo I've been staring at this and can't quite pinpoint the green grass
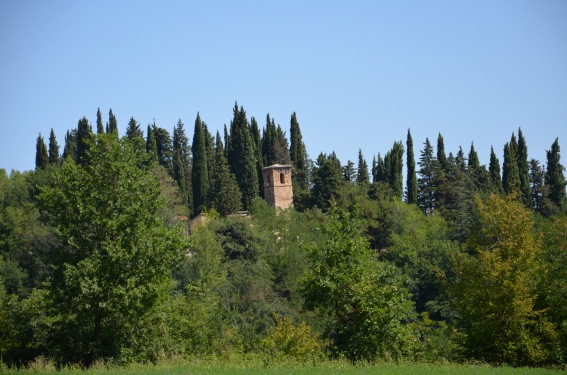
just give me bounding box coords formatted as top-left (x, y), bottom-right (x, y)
top-left (2, 359), bottom-right (563, 375)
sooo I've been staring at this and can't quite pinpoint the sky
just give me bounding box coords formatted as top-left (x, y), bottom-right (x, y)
top-left (1, 0), bottom-right (566, 175)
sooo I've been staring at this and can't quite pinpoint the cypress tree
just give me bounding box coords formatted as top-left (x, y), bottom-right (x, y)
top-left (48, 128), bottom-right (59, 165)
top-left (145, 124), bottom-right (158, 165)
top-left (96, 108), bottom-right (104, 134)
top-left (375, 153), bottom-right (386, 183)
top-left (227, 103), bottom-right (259, 210)
top-left (76, 117), bottom-right (93, 165)
top-left (384, 141), bottom-right (404, 199)
top-left (371, 156), bottom-right (377, 183)
top-left (545, 138), bottom-right (567, 213)
top-left (489, 146), bottom-right (504, 195)
top-left (356, 149), bottom-right (369, 186)
top-left (503, 141), bottom-right (520, 195)
top-left (192, 113), bottom-right (209, 214)
top-left (468, 142), bottom-right (489, 194)
top-left (63, 129), bottom-right (77, 161)
top-left (405, 129), bottom-right (418, 204)
top-left (106, 108), bottom-right (118, 136)
top-left (209, 131), bottom-right (242, 216)
top-left (437, 133), bottom-right (448, 172)
top-left (289, 112), bottom-right (308, 191)
top-left (152, 124), bottom-right (173, 172)
top-left (35, 133), bottom-right (48, 170)
top-left (529, 159), bottom-right (546, 214)
top-left (311, 152), bottom-right (342, 211)
top-left (418, 138), bottom-right (436, 214)
top-left (173, 119), bottom-right (192, 211)
top-left (250, 117), bottom-right (264, 198)
top-left (517, 128), bottom-right (531, 207)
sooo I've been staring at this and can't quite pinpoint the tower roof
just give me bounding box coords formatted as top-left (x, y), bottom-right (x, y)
top-left (262, 164), bottom-right (293, 171)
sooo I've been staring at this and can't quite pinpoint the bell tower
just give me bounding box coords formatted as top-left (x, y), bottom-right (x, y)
top-left (262, 164), bottom-right (293, 209)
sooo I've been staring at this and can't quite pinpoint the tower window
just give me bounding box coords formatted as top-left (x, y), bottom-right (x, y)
top-left (280, 172), bottom-right (285, 184)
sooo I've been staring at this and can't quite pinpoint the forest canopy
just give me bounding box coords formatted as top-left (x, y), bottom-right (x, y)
top-left (1, 104), bottom-right (566, 368)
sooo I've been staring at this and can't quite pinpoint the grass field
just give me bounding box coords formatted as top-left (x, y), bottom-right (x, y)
top-left (3, 359), bottom-right (563, 375)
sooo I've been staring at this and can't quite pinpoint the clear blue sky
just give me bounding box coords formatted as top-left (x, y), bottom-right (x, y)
top-left (1, 0), bottom-right (566, 174)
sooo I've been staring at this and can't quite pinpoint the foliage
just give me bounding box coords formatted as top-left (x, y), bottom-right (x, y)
top-left (261, 314), bottom-right (323, 361)
top-left (301, 205), bottom-right (417, 361)
top-left (37, 134), bottom-right (186, 366)
top-left (448, 194), bottom-right (558, 366)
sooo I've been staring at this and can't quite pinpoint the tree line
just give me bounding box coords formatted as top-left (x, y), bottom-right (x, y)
top-left (0, 102), bottom-right (565, 368)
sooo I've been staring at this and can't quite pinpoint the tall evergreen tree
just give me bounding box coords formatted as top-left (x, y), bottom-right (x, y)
top-left (35, 133), bottom-right (48, 170)
top-left (126, 117), bottom-right (143, 140)
top-left (384, 141), bottom-right (404, 199)
top-left (517, 128), bottom-right (531, 207)
top-left (545, 138), bottom-right (567, 213)
top-left (76, 117), bottom-right (93, 165)
top-left (356, 149), bottom-right (369, 186)
top-left (529, 159), bottom-right (547, 214)
top-left (227, 103), bottom-right (259, 210)
top-left (311, 152), bottom-right (342, 211)
top-left (342, 160), bottom-right (356, 182)
top-left (405, 129), bottom-right (418, 204)
top-left (152, 124), bottom-right (173, 172)
top-left (289, 112), bottom-right (308, 191)
top-left (418, 138), bottom-right (436, 214)
top-left (173, 119), bottom-right (192, 211)
top-left (371, 156), bottom-right (377, 183)
top-left (437, 133), bottom-right (448, 172)
top-left (192, 113), bottom-right (209, 215)
top-left (250, 117), bottom-right (265, 198)
top-left (96, 108), bottom-right (104, 134)
top-left (48, 128), bottom-right (59, 165)
top-left (208, 131), bottom-right (242, 216)
top-left (63, 129), bottom-right (77, 161)
top-left (489, 146), bottom-right (504, 194)
top-left (106, 108), bottom-right (118, 136)
top-left (467, 142), bottom-right (489, 194)
top-left (145, 124), bottom-right (158, 165)
top-left (502, 141), bottom-right (520, 195)
top-left (375, 153), bottom-right (386, 183)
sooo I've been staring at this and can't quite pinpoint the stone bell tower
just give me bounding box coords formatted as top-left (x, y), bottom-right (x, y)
top-left (262, 164), bottom-right (293, 209)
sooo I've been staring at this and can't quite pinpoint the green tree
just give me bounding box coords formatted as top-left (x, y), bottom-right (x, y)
top-left (192, 113), bottom-right (209, 215)
top-left (125, 116), bottom-right (143, 140)
top-left (301, 205), bottom-right (416, 361)
top-left (289, 112), bottom-right (308, 191)
top-left (418, 138), bottom-right (436, 214)
top-left (405, 129), bottom-right (418, 204)
top-left (467, 142), bottom-right (489, 194)
top-left (48, 128), bottom-right (59, 165)
top-left (436, 133), bottom-right (448, 172)
top-left (76, 117), bottom-right (93, 165)
top-left (356, 149), bottom-right (369, 186)
top-left (145, 124), bottom-right (158, 165)
top-left (342, 160), bottom-right (356, 183)
top-left (448, 194), bottom-right (557, 365)
top-left (173, 119), bottom-right (192, 211)
top-left (96, 108), bottom-right (104, 134)
top-left (227, 103), bottom-right (259, 210)
top-left (38, 134), bottom-right (185, 366)
top-left (152, 124), bottom-right (173, 172)
top-left (311, 153), bottom-right (342, 211)
top-left (517, 129), bottom-right (531, 207)
top-left (503, 137), bottom-right (520, 195)
top-left (545, 138), bottom-right (567, 213)
top-left (384, 141), bottom-right (404, 199)
top-left (208, 132), bottom-right (242, 216)
top-left (35, 134), bottom-right (48, 170)
top-left (489, 146), bottom-right (504, 194)
top-left (106, 108), bottom-right (118, 136)
top-left (63, 129), bottom-right (77, 161)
